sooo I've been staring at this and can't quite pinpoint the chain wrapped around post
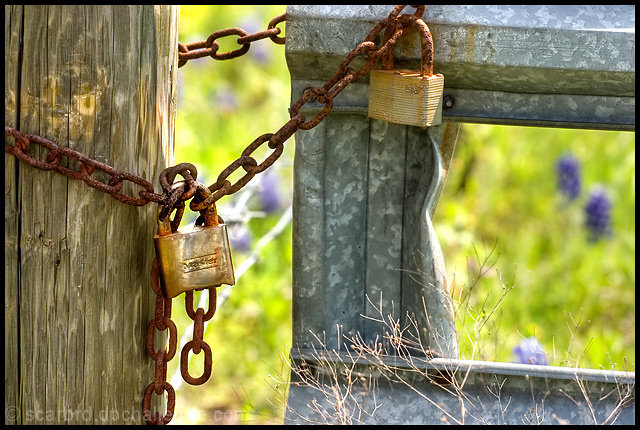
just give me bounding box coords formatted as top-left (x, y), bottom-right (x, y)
top-left (4, 5), bottom-right (431, 425)
top-left (5, 4), bottom-right (425, 211)
top-left (142, 257), bottom-right (177, 425)
top-left (4, 126), bottom-right (165, 206)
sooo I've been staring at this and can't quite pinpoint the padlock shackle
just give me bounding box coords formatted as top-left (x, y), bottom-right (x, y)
top-left (201, 204), bottom-right (220, 227)
top-left (381, 13), bottom-right (434, 77)
top-left (157, 201), bottom-right (185, 236)
top-left (190, 181), bottom-right (221, 227)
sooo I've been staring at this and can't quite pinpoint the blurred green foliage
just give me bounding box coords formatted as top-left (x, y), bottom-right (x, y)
top-left (171, 5), bottom-right (292, 425)
top-left (437, 125), bottom-right (635, 370)
top-left (174, 5), bottom-right (635, 425)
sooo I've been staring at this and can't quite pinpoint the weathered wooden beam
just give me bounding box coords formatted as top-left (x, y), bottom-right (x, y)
top-left (4, 4), bottom-right (23, 423)
top-left (4, 5), bottom-right (179, 424)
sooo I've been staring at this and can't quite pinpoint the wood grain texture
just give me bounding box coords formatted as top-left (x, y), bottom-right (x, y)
top-left (4, 5), bottom-right (23, 425)
top-left (4, 5), bottom-right (178, 424)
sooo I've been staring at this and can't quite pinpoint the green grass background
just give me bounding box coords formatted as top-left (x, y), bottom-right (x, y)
top-left (170, 5), bottom-right (635, 424)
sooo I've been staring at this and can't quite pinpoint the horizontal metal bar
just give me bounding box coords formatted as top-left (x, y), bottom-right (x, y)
top-left (289, 348), bottom-right (636, 385)
top-left (292, 81), bottom-right (635, 131)
top-left (286, 5), bottom-right (635, 97)
top-left (286, 348), bottom-right (636, 425)
top-left (443, 89), bottom-right (635, 131)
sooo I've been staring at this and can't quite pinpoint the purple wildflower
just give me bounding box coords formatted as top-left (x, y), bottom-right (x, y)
top-left (238, 17), bottom-right (271, 65)
top-left (258, 173), bottom-right (282, 214)
top-left (214, 88), bottom-right (237, 115)
top-left (584, 186), bottom-right (612, 242)
top-left (228, 224), bottom-right (252, 252)
top-left (250, 43), bottom-right (271, 64)
top-left (513, 337), bottom-right (548, 365)
top-left (555, 153), bottom-right (581, 201)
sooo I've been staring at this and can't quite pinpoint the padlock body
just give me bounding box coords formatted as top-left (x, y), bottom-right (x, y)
top-left (368, 69), bottom-right (444, 128)
top-left (154, 223), bottom-right (235, 299)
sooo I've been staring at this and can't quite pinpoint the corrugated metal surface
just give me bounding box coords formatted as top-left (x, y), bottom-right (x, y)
top-left (286, 5), bottom-right (635, 425)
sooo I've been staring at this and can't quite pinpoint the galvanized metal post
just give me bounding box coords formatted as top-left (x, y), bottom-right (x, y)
top-left (285, 5), bottom-right (634, 425)
top-left (288, 6), bottom-right (463, 362)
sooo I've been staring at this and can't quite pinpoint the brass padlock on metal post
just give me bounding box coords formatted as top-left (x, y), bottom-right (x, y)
top-left (368, 14), bottom-right (444, 128)
top-left (154, 204), bottom-right (235, 299)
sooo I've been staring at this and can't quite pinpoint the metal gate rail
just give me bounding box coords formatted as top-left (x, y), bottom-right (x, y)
top-left (286, 348), bottom-right (635, 425)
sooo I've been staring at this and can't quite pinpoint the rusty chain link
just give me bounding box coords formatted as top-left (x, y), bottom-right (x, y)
top-left (143, 257), bottom-right (178, 425)
top-left (5, 4), bottom-right (427, 214)
top-left (180, 288), bottom-right (217, 385)
top-left (177, 13), bottom-right (286, 66)
top-left (4, 127), bottom-right (167, 206)
top-left (5, 5), bottom-right (429, 425)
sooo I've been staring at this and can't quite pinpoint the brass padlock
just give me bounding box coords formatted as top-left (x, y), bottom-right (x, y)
top-left (154, 206), bottom-right (235, 299)
top-left (368, 16), bottom-right (444, 128)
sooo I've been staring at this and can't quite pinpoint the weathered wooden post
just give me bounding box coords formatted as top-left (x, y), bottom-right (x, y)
top-left (285, 5), bottom-right (634, 425)
top-left (5, 5), bottom-right (178, 424)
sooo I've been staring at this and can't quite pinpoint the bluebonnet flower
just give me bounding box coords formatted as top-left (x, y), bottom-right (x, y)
top-left (555, 153), bottom-right (581, 201)
top-left (228, 224), bottom-right (252, 252)
top-left (239, 17), bottom-right (271, 65)
top-left (513, 337), bottom-right (548, 365)
top-left (584, 186), bottom-right (612, 242)
top-left (214, 88), bottom-right (237, 115)
top-left (257, 172), bottom-right (282, 214)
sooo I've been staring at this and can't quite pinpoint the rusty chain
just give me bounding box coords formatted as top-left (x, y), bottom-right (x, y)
top-left (4, 5), bottom-right (430, 425)
top-left (4, 127), bottom-right (166, 206)
top-left (180, 288), bottom-right (217, 385)
top-left (143, 257), bottom-right (177, 425)
top-left (4, 4), bottom-right (428, 215)
top-left (178, 13), bottom-right (286, 66)
top-left (188, 4), bottom-right (430, 210)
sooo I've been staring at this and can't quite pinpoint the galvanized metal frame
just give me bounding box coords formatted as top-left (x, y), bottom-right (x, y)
top-left (286, 348), bottom-right (635, 425)
top-left (285, 5), bottom-right (635, 425)
top-left (286, 5), bottom-right (635, 131)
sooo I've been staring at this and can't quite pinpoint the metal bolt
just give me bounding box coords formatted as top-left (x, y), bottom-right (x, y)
top-left (443, 94), bottom-right (455, 110)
